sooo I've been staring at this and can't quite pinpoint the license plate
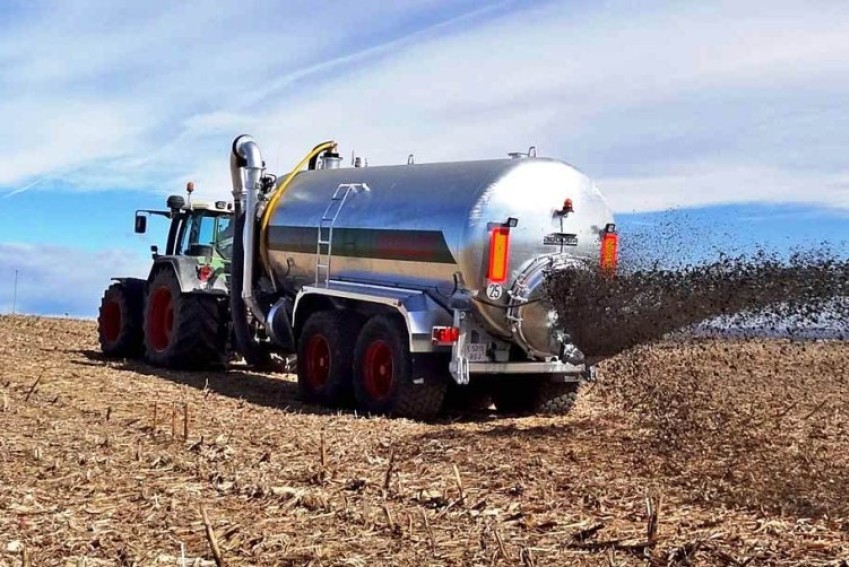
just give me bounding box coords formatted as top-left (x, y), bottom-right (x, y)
top-left (544, 233), bottom-right (578, 246)
top-left (465, 343), bottom-right (488, 362)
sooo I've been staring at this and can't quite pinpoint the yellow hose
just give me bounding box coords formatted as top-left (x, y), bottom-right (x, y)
top-left (258, 140), bottom-right (337, 272)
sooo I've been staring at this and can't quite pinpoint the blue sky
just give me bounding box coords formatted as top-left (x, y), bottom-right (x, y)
top-left (1, 0), bottom-right (848, 316)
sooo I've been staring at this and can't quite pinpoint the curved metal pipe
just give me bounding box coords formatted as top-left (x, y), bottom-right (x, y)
top-left (229, 135), bottom-right (270, 366)
top-left (230, 135), bottom-right (266, 324)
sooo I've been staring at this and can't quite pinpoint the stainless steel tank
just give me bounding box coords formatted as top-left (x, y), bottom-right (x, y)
top-left (262, 157), bottom-right (614, 359)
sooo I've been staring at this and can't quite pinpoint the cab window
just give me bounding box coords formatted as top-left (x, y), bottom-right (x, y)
top-left (178, 213), bottom-right (232, 260)
top-left (214, 216), bottom-right (233, 261)
top-left (198, 215), bottom-right (216, 247)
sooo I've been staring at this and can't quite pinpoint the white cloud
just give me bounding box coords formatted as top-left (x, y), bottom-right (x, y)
top-left (1, 0), bottom-right (848, 213)
top-left (0, 244), bottom-right (149, 317)
top-left (600, 165), bottom-right (849, 213)
top-left (0, 98), bottom-right (149, 185)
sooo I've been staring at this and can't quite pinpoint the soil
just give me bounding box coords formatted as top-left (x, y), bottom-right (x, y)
top-left (1, 315), bottom-right (847, 565)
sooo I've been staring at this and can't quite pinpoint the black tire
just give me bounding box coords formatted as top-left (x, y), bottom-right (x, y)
top-left (143, 269), bottom-right (225, 369)
top-left (442, 379), bottom-right (493, 415)
top-left (492, 377), bottom-right (579, 416)
top-left (296, 310), bottom-right (363, 406)
top-left (98, 282), bottom-right (144, 358)
top-left (352, 315), bottom-right (446, 419)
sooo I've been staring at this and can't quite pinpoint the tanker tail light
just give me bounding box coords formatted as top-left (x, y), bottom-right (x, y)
top-left (432, 326), bottom-right (460, 345)
top-left (600, 224), bottom-right (618, 275)
top-left (487, 227), bottom-right (511, 283)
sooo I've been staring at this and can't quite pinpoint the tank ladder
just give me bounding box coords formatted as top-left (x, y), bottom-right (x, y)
top-left (315, 183), bottom-right (369, 287)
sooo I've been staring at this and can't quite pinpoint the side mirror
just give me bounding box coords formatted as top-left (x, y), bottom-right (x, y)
top-left (150, 245), bottom-right (159, 259)
top-left (134, 214), bottom-right (148, 234)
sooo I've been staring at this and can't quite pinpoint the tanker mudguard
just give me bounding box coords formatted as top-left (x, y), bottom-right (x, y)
top-left (149, 257), bottom-right (228, 296)
top-left (292, 282), bottom-right (453, 353)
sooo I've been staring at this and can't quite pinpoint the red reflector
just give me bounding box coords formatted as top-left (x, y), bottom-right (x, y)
top-left (487, 227), bottom-right (510, 283)
top-left (432, 326), bottom-right (460, 345)
top-left (197, 265), bottom-right (214, 282)
top-left (600, 232), bottom-right (619, 274)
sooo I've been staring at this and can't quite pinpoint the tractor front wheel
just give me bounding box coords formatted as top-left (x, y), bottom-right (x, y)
top-left (98, 282), bottom-right (144, 357)
top-left (143, 269), bottom-right (225, 369)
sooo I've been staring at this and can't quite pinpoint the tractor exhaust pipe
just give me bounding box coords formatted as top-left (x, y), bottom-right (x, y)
top-left (229, 135), bottom-right (268, 365)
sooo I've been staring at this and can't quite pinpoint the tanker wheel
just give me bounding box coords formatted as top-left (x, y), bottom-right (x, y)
top-left (442, 380), bottom-right (493, 415)
top-left (143, 269), bottom-right (225, 369)
top-left (352, 315), bottom-right (446, 420)
top-left (296, 310), bottom-right (363, 407)
top-left (98, 282), bottom-right (144, 358)
top-left (491, 377), bottom-right (579, 416)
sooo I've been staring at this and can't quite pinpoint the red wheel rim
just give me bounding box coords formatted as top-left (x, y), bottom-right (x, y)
top-left (305, 334), bottom-right (331, 389)
top-left (101, 300), bottom-right (121, 343)
top-left (363, 340), bottom-right (393, 401)
top-left (149, 286), bottom-right (174, 352)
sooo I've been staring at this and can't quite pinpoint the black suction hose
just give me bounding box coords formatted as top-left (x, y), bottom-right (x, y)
top-left (229, 197), bottom-right (268, 367)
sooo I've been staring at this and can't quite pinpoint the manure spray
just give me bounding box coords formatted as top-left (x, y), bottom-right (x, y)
top-left (547, 247), bottom-right (849, 360)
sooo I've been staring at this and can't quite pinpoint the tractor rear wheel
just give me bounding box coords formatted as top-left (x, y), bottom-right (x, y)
top-left (98, 282), bottom-right (144, 357)
top-left (143, 269), bottom-right (225, 369)
top-left (352, 315), bottom-right (446, 419)
top-left (492, 377), bottom-right (579, 416)
top-left (296, 310), bottom-right (362, 406)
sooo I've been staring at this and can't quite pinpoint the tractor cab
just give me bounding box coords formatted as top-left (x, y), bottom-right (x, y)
top-left (134, 184), bottom-right (234, 270)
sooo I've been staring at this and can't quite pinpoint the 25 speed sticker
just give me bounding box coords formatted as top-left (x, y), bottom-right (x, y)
top-left (485, 283), bottom-right (503, 300)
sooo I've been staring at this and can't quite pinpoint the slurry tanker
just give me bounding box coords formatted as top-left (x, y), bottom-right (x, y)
top-left (98, 137), bottom-right (618, 418)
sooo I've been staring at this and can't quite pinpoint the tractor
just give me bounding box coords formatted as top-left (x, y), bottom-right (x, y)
top-left (97, 185), bottom-right (236, 368)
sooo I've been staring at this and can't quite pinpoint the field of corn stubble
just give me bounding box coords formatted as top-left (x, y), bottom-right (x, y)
top-left (1, 315), bottom-right (848, 566)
